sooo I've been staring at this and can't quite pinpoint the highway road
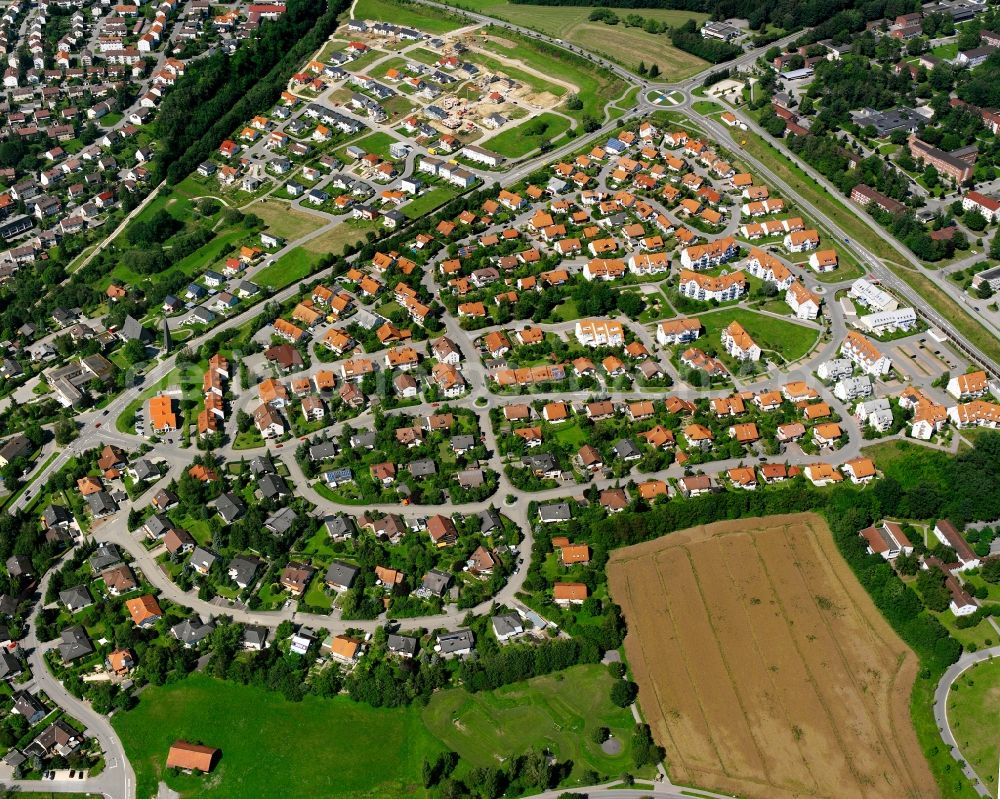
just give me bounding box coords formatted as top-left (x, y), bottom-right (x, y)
top-left (656, 96), bottom-right (1000, 378)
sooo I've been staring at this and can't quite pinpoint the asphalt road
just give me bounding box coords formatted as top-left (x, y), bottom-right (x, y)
top-left (3, 11), bottom-right (993, 799)
top-left (933, 645), bottom-right (1000, 798)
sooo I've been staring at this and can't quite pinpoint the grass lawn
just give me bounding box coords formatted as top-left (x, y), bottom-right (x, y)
top-left (301, 220), bottom-right (376, 256)
top-left (353, 0), bottom-right (462, 33)
top-left (454, 2), bottom-right (706, 78)
top-left (303, 573), bottom-right (333, 609)
top-left (339, 131), bottom-right (402, 161)
top-left (105, 221), bottom-right (247, 290)
top-left (613, 86), bottom-right (640, 112)
top-left (812, 257), bottom-right (864, 283)
top-left (551, 419), bottom-right (587, 448)
top-left (313, 482), bottom-right (369, 505)
top-left (113, 674), bottom-right (444, 799)
top-left (911, 674), bottom-right (984, 799)
top-left (487, 113), bottom-right (572, 158)
top-left (932, 608), bottom-right (996, 651)
top-left (467, 50), bottom-right (566, 99)
top-left (254, 247), bottom-right (315, 289)
top-left (422, 664), bottom-right (646, 785)
top-left (245, 199), bottom-right (326, 241)
top-left (861, 439), bottom-right (943, 482)
top-left (553, 299), bottom-right (580, 322)
top-left (233, 430), bottom-right (267, 450)
top-left (697, 308), bottom-right (819, 363)
top-left (404, 186), bottom-right (458, 219)
top-left (168, 226), bottom-right (248, 277)
top-left (740, 132), bottom-right (1000, 367)
top-left (931, 42), bottom-right (958, 60)
top-left (691, 100), bottom-right (723, 115)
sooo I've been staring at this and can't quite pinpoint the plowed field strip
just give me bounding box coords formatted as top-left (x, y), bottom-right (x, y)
top-left (781, 524), bottom-right (929, 799)
top-left (716, 532), bottom-right (822, 794)
top-left (752, 526), bottom-right (875, 799)
top-left (657, 547), bottom-right (764, 774)
top-left (606, 513), bottom-right (938, 799)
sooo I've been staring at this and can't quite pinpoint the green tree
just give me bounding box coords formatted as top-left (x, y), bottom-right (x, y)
top-left (121, 339), bottom-right (147, 365)
top-left (610, 679), bottom-right (638, 707)
top-left (54, 419), bottom-right (76, 445)
top-left (964, 208), bottom-right (987, 231)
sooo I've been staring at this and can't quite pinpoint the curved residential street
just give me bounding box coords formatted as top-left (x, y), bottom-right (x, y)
top-left (933, 646), bottom-right (1000, 798)
top-left (1, 3), bottom-right (997, 798)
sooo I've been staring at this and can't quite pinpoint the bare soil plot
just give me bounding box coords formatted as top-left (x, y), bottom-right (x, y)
top-left (607, 512), bottom-right (937, 799)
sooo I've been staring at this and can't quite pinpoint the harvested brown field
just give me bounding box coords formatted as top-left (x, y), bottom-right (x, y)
top-left (607, 512), bottom-right (936, 799)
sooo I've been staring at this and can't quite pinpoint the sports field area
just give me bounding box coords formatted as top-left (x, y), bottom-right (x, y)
top-left (947, 657), bottom-right (1000, 787)
top-left (608, 513), bottom-right (938, 799)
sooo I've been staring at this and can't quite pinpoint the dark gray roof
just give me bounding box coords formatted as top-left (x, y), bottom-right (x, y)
top-left (613, 439), bottom-right (641, 460)
top-left (11, 690), bottom-right (44, 720)
top-left (309, 441), bottom-right (338, 461)
top-left (257, 473), bottom-right (290, 500)
top-left (450, 434), bottom-right (475, 452)
top-left (120, 314), bottom-right (151, 343)
top-left (190, 546), bottom-right (219, 572)
top-left (0, 434), bottom-right (31, 464)
top-left (523, 453), bottom-right (558, 473)
top-left (249, 456), bottom-right (275, 476)
top-left (58, 625), bottom-right (93, 662)
top-left (492, 613), bottom-right (523, 638)
top-left (88, 542), bottom-right (121, 573)
top-left (131, 459), bottom-right (158, 481)
top-left (228, 555), bottom-right (260, 586)
top-left (324, 514), bottom-right (354, 538)
top-left (350, 430), bottom-right (377, 449)
top-left (436, 628), bottom-right (474, 654)
top-left (243, 625), bottom-right (268, 647)
top-left (421, 568), bottom-right (451, 596)
top-left (539, 502), bottom-right (572, 522)
top-left (264, 507), bottom-right (297, 534)
top-left (144, 513), bottom-right (172, 537)
top-left (215, 491), bottom-right (245, 523)
top-left (42, 504), bottom-right (72, 528)
top-left (0, 649), bottom-right (22, 679)
top-left (387, 633), bottom-right (417, 656)
top-left (324, 560), bottom-right (359, 589)
top-left (408, 458), bottom-right (437, 477)
top-left (5, 555), bottom-right (32, 578)
top-left (478, 508), bottom-right (502, 533)
top-left (86, 490), bottom-right (118, 516)
top-left (172, 617), bottom-right (215, 646)
top-left (58, 585), bottom-right (92, 611)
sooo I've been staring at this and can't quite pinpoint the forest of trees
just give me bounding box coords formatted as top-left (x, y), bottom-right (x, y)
top-left (154, 0), bottom-right (348, 183)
